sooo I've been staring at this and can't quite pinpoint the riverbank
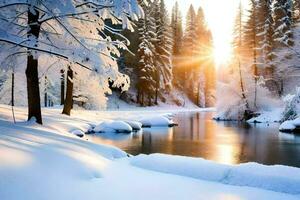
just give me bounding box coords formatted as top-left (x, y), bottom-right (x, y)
top-left (0, 105), bottom-right (299, 200)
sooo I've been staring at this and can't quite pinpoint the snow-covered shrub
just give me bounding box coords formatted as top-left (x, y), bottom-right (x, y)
top-left (216, 65), bottom-right (281, 120)
top-left (281, 87), bottom-right (300, 121)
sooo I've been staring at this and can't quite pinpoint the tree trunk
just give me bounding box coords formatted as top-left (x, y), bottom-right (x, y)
top-left (253, 4), bottom-right (258, 109)
top-left (11, 71), bottom-right (16, 123)
top-left (62, 67), bottom-right (74, 116)
top-left (155, 70), bottom-right (159, 105)
top-left (11, 72), bottom-right (14, 107)
top-left (238, 59), bottom-right (249, 109)
top-left (44, 76), bottom-right (48, 107)
top-left (197, 81), bottom-right (200, 107)
top-left (26, 9), bottom-right (42, 124)
top-left (60, 69), bottom-right (65, 105)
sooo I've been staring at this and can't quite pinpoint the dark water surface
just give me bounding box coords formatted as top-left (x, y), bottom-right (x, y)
top-left (87, 112), bottom-right (300, 167)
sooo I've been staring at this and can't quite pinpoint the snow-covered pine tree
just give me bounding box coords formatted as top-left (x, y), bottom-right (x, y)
top-left (231, 0), bottom-right (250, 115)
top-left (272, 0), bottom-right (297, 96)
top-left (171, 1), bottom-right (184, 89)
top-left (152, 0), bottom-right (173, 104)
top-left (273, 0), bottom-right (294, 46)
top-left (257, 0), bottom-right (275, 67)
top-left (136, 3), bottom-right (157, 106)
top-left (232, 1), bottom-right (249, 110)
top-left (195, 7), bottom-right (215, 107)
top-left (182, 5), bottom-right (197, 100)
top-left (256, 0), bottom-right (277, 93)
top-left (243, 0), bottom-right (259, 108)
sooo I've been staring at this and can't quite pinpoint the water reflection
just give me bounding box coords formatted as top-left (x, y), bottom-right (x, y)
top-left (86, 112), bottom-right (300, 167)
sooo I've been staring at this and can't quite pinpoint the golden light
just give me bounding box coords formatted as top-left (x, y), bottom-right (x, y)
top-left (202, 0), bottom-right (239, 66)
top-left (165, 0), bottom-right (249, 67)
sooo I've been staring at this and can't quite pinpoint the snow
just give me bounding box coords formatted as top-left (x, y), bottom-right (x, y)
top-left (94, 121), bottom-right (133, 133)
top-left (293, 117), bottom-right (300, 126)
top-left (71, 129), bottom-right (85, 137)
top-left (124, 120), bottom-right (142, 130)
top-left (131, 154), bottom-right (300, 195)
top-left (279, 117), bottom-right (300, 132)
top-left (0, 104), bottom-right (300, 200)
top-left (140, 115), bottom-right (174, 127)
top-left (279, 120), bottom-right (297, 132)
top-left (247, 108), bottom-right (283, 123)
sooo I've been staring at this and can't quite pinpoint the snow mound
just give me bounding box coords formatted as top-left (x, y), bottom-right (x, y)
top-left (139, 116), bottom-right (174, 127)
top-left (71, 129), bottom-right (85, 137)
top-left (124, 121), bottom-right (142, 131)
top-left (130, 154), bottom-right (300, 195)
top-left (125, 121), bottom-right (143, 131)
top-left (292, 117), bottom-right (300, 126)
top-left (279, 117), bottom-right (300, 132)
top-left (279, 120), bottom-right (296, 132)
top-left (94, 121), bottom-right (133, 133)
top-left (247, 108), bottom-right (282, 123)
top-left (162, 113), bottom-right (175, 120)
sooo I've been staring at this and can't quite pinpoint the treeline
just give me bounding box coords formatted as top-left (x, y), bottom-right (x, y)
top-left (221, 0), bottom-right (300, 120)
top-left (119, 1), bottom-right (216, 107)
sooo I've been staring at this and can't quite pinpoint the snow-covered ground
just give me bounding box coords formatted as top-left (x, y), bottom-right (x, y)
top-left (0, 104), bottom-right (299, 200)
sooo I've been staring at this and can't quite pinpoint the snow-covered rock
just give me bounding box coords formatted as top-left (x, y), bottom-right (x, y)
top-left (162, 113), bottom-right (175, 120)
top-left (247, 108), bottom-right (282, 123)
top-left (124, 121), bottom-right (142, 131)
top-left (71, 129), bottom-right (85, 137)
top-left (279, 120), bottom-right (296, 132)
top-left (292, 117), bottom-right (300, 126)
top-left (140, 116), bottom-right (174, 127)
top-left (130, 154), bottom-right (300, 195)
top-left (94, 121), bottom-right (133, 133)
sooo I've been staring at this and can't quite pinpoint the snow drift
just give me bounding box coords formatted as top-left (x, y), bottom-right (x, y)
top-left (279, 117), bottom-right (300, 132)
top-left (94, 121), bottom-right (133, 133)
top-left (130, 154), bottom-right (300, 195)
top-left (140, 116), bottom-right (174, 127)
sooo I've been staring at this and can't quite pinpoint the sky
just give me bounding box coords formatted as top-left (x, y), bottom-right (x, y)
top-left (165, 0), bottom-right (249, 65)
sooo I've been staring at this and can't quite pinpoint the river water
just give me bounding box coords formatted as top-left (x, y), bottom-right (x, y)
top-left (86, 112), bottom-right (300, 167)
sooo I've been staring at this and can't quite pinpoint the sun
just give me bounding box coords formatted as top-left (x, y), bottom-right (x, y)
top-left (165, 0), bottom-right (245, 67)
top-left (202, 0), bottom-right (237, 66)
top-left (202, 0), bottom-right (242, 66)
top-left (213, 40), bottom-right (233, 66)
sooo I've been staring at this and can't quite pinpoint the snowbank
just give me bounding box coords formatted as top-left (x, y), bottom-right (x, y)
top-left (0, 105), bottom-right (299, 200)
top-left (247, 108), bottom-right (282, 123)
top-left (130, 154), bottom-right (300, 195)
top-left (94, 121), bottom-right (133, 133)
top-left (279, 120), bottom-right (297, 132)
top-left (279, 117), bottom-right (300, 132)
top-left (140, 116), bottom-right (174, 127)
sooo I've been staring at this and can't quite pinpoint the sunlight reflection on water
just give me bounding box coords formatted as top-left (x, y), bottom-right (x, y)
top-left (86, 112), bottom-right (300, 167)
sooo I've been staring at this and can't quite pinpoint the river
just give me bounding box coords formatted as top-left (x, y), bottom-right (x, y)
top-left (86, 111), bottom-right (300, 167)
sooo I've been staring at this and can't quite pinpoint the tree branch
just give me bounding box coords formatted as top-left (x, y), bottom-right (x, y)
top-left (0, 38), bottom-right (92, 71)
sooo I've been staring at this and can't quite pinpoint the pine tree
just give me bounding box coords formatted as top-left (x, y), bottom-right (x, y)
top-left (256, 0), bottom-right (277, 93)
top-left (153, 0), bottom-right (173, 103)
top-left (171, 1), bottom-right (184, 89)
top-left (136, 3), bottom-right (157, 106)
top-left (232, 1), bottom-right (250, 114)
top-left (243, 0), bottom-right (259, 108)
top-left (273, 0), bottom-right (294, 46)
top-left (257, 0), bottom-right (275, 67)
top-left (182, 5), bottom-right (197, 99)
